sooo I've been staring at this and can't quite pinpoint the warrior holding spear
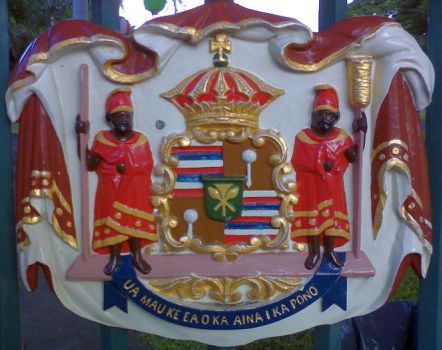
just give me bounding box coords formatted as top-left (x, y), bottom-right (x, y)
top-left (76, 86), bottom-right (157, 276)
top-left (291, 85), bottom-right (367, 270)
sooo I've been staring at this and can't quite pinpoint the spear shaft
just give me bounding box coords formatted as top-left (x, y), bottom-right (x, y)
top-left (346, 56), bottom-right (372, 259)
top-left (79, 64), bottom-right (91, 260)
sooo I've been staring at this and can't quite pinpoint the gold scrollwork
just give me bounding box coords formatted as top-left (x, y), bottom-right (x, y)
top-left (261, 216), bottom-right (290, 250)
top-left (252, 130), bottom-right (297, 250)
top-left (160, 133), bottom-right (192, 167)
top-left (252, 129), bottom-right (296, 196)
top-left (153, 132), bottom-right (192, 251)
top-left (152, 191), bottom-right (183, 251)
top-left (148, 274), bottom-right (304, 304)
top-left (153, 127), bottom-right (298, 261)
top-left (373, 158), bottom-right (411, 237)
top-left (251, 129), bottom-right (287, 166)
top-left (186, 237), bottom-right (241, 261)
top-left (152, 164), bottom-right (176, 197)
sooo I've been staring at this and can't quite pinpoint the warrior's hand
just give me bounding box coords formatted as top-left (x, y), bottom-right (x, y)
top-left (345, 145), bottom-right (358, 163)
top-left (76, 115), bottom-right (93, 162)
top-left (324, 160), bottom-right (334, 172)
top-left (352, 111), bottom-right (368, 134)
top-left (116, 163), bottom-right (126, 174)
top-left (75, 115), bottom-right (90, 134)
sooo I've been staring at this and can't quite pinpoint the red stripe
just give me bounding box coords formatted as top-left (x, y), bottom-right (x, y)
top-left (174, 167), bottom-right (223, 174)
top-left (229, 216), bottom-right (272, 223)
top-left (224, 235), bottom-right (277, 244)
top-left (173, 189), bottom-right (204, 197)
top-left (171, 146), bottom-right (223, 153)
top-left (243, 197), bottom-right (281, 204)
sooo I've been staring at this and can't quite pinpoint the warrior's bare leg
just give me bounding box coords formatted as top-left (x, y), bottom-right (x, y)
top-left (324, 236), bottom-right (343, 267)
top-left (129, 238), bottom-right (152, 274)
top-left (103, 243), bottom-right (122, 276)
top-left (304, 235), bottom-right (321, 270)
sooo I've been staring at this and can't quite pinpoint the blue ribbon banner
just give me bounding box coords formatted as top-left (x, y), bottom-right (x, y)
top-left (103, 254), bottom-right (347, 330)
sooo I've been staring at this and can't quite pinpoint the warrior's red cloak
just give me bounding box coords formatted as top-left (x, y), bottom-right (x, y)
top-left (291, 127), bottom-right (353, 247)
top-left (91, 130), bottom-right (157, 254)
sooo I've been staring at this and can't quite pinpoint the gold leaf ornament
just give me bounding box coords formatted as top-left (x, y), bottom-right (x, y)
top-left (149, 275), bottom-right (304, 304)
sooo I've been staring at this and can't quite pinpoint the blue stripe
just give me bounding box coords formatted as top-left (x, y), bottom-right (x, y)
top-left (243, 203), bottom-right (280, 210)
top-left (177, 173), bottom-right (223, 182)
top-left (225, 222), bottom-right (273, 230)
top-left (172, 152), bottom-right (223, 161)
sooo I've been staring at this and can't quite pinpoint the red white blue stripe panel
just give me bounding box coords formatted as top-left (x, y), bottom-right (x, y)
top-left (224, 190), bottom-right (281, 244)
top-left (172, 142), bottom-right (223, 196)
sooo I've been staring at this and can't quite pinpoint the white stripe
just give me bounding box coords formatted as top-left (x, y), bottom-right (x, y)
top-left (224, 229), bottom-right (278, 236)
top-left (240, 210), bottom-right (279, 217)
top-left (175, 182), bottom-right (204, 189)
top-left (173, 188), bottom-right (279, 197)
top-left (177, 160), bottom-right (223, 169)
top-left (243, 190), bottom-right (278, 198)
top-left (191, 141), bottom-right (223, 147)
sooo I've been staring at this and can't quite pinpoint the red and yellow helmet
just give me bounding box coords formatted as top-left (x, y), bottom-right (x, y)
top-left (105, 87), bottom-right (133, 114)
top-left (313, 84), bottom-right (339, 113)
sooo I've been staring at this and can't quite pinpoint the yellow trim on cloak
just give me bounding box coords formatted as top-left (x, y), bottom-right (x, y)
top-left (318, 200), bottom-right (333, 211)
top-left (296, 131), bottom-right (318, 145)
top-left (113, 201), bottom-right (155, 221)
top-left (132, 133), bottom-right (149, 148)
top-left (96, 218), bottom-right (157, 241)
top-left (291, 218), bottom-right (334, 237)
top-left (96, 132), bottom-right (117, 147)
top-left (294, 210), bottom-right (319, 218)
top-left (92, 235), bottom-right (129, 250)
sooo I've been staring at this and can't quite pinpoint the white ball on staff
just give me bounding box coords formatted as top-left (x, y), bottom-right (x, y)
top-left (183, 209), bottom-right (198, 224)
top-left (242, 149), bottom-right (257, 163)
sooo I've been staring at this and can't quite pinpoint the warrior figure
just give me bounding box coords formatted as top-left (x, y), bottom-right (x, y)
top-left (76, 88), bottom-right (157, 275)
top-left (291, 85), bottom-right (366, 270)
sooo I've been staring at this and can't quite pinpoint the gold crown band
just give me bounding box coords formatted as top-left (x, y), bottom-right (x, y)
top-left (188, 114), bottom-right (258, 127)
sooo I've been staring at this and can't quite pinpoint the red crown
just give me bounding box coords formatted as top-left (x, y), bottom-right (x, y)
top-left (106, 88), bottom-right (133, 114)
top-left (313, 85), bottom-right (339, 113)
top-left (161, 67), bottom-right (284, 132)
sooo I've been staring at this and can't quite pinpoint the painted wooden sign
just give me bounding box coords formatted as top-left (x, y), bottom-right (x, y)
top-left (6, 1), bottom-right (434, 346)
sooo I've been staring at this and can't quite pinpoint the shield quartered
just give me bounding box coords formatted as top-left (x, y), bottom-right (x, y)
top-left (202, 176), bottom-right (245, 222)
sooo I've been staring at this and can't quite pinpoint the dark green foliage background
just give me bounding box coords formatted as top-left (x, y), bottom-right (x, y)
top-left (8, 0), bottom-right (72, 65)
top-left (348, 0), bottom-right (428, 49)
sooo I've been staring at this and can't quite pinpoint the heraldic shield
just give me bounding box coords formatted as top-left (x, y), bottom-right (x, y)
top-left (7, 0), bottom-right (436, 346)
top-left (202, 176), bottom-right (245, 222)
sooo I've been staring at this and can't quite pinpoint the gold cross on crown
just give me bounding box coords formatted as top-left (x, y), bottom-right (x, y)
top-left (210, 33), bottom-right (232, 56)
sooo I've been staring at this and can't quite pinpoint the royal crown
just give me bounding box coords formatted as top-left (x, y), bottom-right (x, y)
top-left (161, 33), bottom-right (284, 142)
